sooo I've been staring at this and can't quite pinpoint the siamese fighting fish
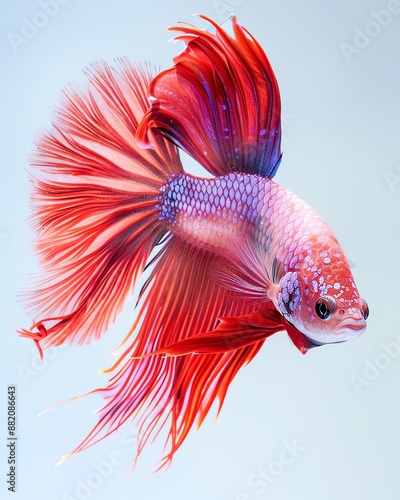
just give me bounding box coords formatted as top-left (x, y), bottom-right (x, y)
top-left (20, 15), bottom-right (368, 470)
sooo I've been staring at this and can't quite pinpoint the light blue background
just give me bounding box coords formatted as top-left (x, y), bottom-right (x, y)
top-left (1, 1), bottom-right (400, 499)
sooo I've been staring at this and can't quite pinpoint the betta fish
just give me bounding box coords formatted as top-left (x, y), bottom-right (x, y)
top-left (19, 15), bottom-right (368, 471)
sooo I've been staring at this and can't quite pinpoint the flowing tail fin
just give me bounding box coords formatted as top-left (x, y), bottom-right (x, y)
top-left (19, 60), bottom-right (183, 354)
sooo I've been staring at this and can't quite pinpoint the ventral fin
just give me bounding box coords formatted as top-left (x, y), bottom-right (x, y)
top-left (282, 316), bottom-right (317, 354)
top-left (144, 306), bottom-right (285, 356)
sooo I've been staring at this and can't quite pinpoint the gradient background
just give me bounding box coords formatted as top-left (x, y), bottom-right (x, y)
top-left (1, 0), bottom-right (400, 499)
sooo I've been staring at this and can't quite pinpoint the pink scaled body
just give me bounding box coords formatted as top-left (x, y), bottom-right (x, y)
top-left (160, 171), bottom-right (367, 347)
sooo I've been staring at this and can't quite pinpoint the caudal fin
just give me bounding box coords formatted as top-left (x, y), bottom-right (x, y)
top-left (19, 60), bottom-right (182, 353)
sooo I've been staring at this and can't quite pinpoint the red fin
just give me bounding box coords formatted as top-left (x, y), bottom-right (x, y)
top-left (65, 238), bottom-right (273, 471)
top-left (147, 306), bottom-right (284, 355)
top-left (282, 316), bottom-right (317, 354)
top-left (137, 15), bottom-right (281, 178)
top-left (19, 60), bottom-right (182, 351)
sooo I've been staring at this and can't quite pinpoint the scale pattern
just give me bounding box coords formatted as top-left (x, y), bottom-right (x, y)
top-left (159, 172), bottom-right (337, 282)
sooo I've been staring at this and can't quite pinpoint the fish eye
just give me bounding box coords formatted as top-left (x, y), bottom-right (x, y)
top-left (361, 299), bottom-right (369, 320)
top-left (315, 296), bottom-right (336, 320)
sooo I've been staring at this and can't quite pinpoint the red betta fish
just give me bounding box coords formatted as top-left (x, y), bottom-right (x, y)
top-left (20, 15), bottom-right (368, 471)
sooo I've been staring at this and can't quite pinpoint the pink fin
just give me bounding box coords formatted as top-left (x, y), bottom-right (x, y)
top-left (19, 60), bottom-right (182, 351)
top-left (137, 15), bottom-right (282, 178)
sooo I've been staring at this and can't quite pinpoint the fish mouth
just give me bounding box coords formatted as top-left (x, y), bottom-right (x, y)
top-left (335, 318), bottom-right (367, 336)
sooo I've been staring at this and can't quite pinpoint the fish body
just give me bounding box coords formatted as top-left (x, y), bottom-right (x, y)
top-left (159, 171), bottom-right (366, 346)
top-left (19, 15), bottom-right (368, 471)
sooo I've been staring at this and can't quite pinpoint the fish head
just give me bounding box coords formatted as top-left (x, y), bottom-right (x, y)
top-left (276, 249), bottom-right (368, 347)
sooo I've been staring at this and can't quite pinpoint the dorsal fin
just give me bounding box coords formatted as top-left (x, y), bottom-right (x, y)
top-left (137, 14), bottom-right (282, 178)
